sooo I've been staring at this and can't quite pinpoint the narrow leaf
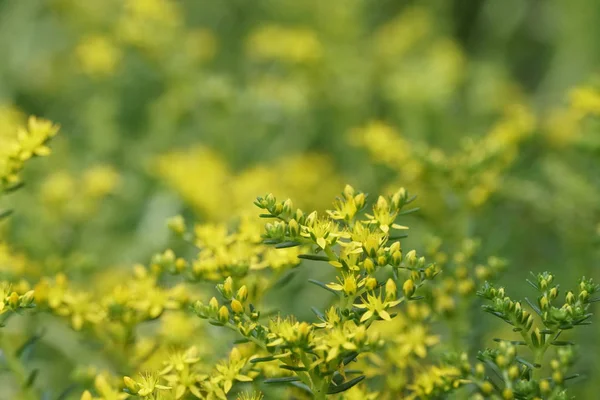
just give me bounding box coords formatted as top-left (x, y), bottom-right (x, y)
top-left (327, 375), bottom-right (366, 394)
top-left (308, 279), bottom-right (341, 296)
top-left (298, 254), bottom-right (330, 262)
top-left (275, 241), bottom-right (301, 249)
top-left (264, 376), bottom-right (301, 384)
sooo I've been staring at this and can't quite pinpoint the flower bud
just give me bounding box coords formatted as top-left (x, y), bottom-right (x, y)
top-left (209, 297), bottom-right (219, 312)
top-left (231, 299), bottom-right (244, 314)
top-left (223, 277), bottom-right (234, 298)
top-left (288, 219), bottom-right (300, 237)
top-left (8, 292), bottom-right (19, 308)
top-left (481, 381), bottom-right (493, 394)
top-left (236, 285), bottom-right (248, 302)
top-left (343, 185), bottom-right (355, 198)
top-left (167, 215), bottom-right (186, 235)
top-left (475, 363), bottom-right (485, 378)
top-left (343, 276), bottom-right (357, 296)
top-left (566, 291), bottom-right (575, 305)
top-left (218, 306), bottom-right (230, 323)
top-left (20, 290), bottom-right (35, 307)
top-left (508, 365), bottom-right (519, 380)
top-left (406, 250), bottom-right (417, 266)
top-left (539, 379), bottom-right (551, 393)
top-left (391, 251), bottom-right (402, 267)
top-left (123, 376), bottom-right (139, 394)
top-left (365, 277), bottom-right (378, 291)
top-left (502, 388), bottom-right (514, 400)
top-left (363, 258), bottom-right (375, 274)
top-left (354, 193), bottom-right (365, 209)
top-left (385, 279), bottom-right (397, 301)
top-left (552, 371), bottom-right (563, 384)
top-left (375, 196), bottom-right (388, 212)
top-left (424, 265), bottom-right (437, 279)
top-left (298, 322), bottom-right (312, 339)
top-left (282, 199), bottom-right (293, 215)
top-left (402, 279), bottom-right (415, 298)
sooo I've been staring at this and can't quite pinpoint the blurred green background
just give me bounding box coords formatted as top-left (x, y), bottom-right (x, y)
top-left (0, 0), bottom-right (599, 398)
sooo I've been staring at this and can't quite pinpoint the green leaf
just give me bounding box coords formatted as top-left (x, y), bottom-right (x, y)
top-left (327, 375), bottom-right (365, 394)
top-left (275, 241), bottom-right (301, 249)
top-left (24, 369), bottom-right (39, 388)
top-left (4, 181), bottom-right (25, 194)
top-left (398, 207), bottom-right (420, 215)
top-left (298, 254), bottom-right (330, 262)
top-left (308, 279), bottom-right (341, 296)
top-left (16, 329), bottom-right (46, 359)
top-left (280, 365), bottom-right (307, 371)
top-left (250, 355), bottom-right (276, 363)
top-left (0, 209), bottom-right (14, 221)
top-left (264, 376), bottom-right (301, 384)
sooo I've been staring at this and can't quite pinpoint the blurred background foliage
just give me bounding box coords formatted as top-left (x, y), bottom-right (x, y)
top-left (0, 0), bottom-right (599, 398)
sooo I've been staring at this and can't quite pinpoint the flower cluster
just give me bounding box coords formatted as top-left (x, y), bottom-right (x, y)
top-left (190, 186), bottom-right (442, 399)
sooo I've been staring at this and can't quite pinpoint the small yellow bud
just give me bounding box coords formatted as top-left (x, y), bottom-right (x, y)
top-left (282, 199), bottom-right (293, 214)
top-left (231, 299), bottom-right (244, 314)
top-left (343, 184), bottom-right (355, 198)
top-left (502, 388), bottom-right (514, 400)
top-left (391, 251), bottom-right (402, 266)
top-left (236, 285), bottom-right (249, 302)
top-left (167, 215), bottom-right (186, 235)
top-left (402, 279), bottom-right (415, 298)
top-left (508, 365), bottom-right (519, 379)
top-left (475, 265), bottom-right (490, 280)
top-left (218, 306), bottom-right (230, 323)
top-left (377, 255), bottom-right (387, 266)
top-left (209, 297), bottom-right (219, 312)
top-left (475, 363), bottom-right (485, 378)
top-left (549, 287), bottom-right (558, 299)
top-left (123, 376), bottom-right (139, 394)
top-left (552, 371), bottom-right (563, 384)
top-left (223, 277), bottom-right (234, 298)
top-left (566, 291), bottom-right (575, 304)
top-left (363, 258), bottom-right (375, 274)
top-left (539, 379), bottom-right (551, 393)
top-left (496, 355), bottom-right (507, 368)
top-left (8, 292), bottom-right (19, 308)
top-left (406, 250), bottom-right (417, 265)
top-left (288, 219), bottom-right (300, 237)
top-left (354, 193), bottom-right (365, 209)
top-left (81, 390), bottom-right (93, 400)
top-left (343, 276), bottom-right (357, 296)
top-left (385, 279), bottom-right (397, 301)
top-left (298, 322), bottom-right (311, 338)
top-left (424, 265), bottom-right (437, 279)
top-left (365, 277), bottom-right (378, 291)
top-left (163, 249), bottom-right (175, 263)
top-left (175, 258), bottom-right (187, 272)
top-left (20, 290), bottom-right (35, 306)
top-left (481, 381), bottom-right (493, 394)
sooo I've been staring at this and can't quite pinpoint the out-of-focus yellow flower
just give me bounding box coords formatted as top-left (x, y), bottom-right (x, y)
top-left (246, 25), bottom-right (322, 64)
top-left (375, 7), bottom-right (431, 60)
top-left (83, 165), bottom-right (120, 198)
top-left (76, 35), bottom-right (122, 77)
